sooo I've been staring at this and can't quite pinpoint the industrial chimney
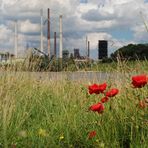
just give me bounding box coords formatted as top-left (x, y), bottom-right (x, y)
top-left (47, 8), bottom-right (50, 58)
top-left (40, 9), bottom-right (43, 53)
top-left (14, 20), bottom-right (18, 59)
top-left (59, 15), bottom-right (63, 59)
top-left (54, 32), bottom-right (57, 58)
top-left (88, 41), bottom-right (90, 58)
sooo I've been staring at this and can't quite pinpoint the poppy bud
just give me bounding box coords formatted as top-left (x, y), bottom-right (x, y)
top-left (89, 102), bottom-right (105, 113)
top-left (101, 97), bottom-right (109, 103)
top-left (106, 88), bottom-right (119, 97)
top-left (88, 131), bottom-right (96, 139)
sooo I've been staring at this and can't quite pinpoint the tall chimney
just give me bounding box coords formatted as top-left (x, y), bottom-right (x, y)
top-left (86, 36), bottom-right (88, 58)
top-left (14, 20), bottom-right (18, 59)
top-left (47, 8), bottom-right (50, 58)
top-left (54, 32), bottom-right (57, 58)
top-left (88, 41), bottom-right (90, 58)
top-left (40, 9), bottom-right (43, 53)
top-left (59, 15), bottom-right (63, 58)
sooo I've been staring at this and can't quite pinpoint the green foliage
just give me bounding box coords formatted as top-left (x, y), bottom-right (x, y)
top-left (26, 54), bottom-right (50, 71)
top-left (111, 43), bottom-right (148, 60)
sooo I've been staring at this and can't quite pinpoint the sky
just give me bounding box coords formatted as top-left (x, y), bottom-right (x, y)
top-left (0, 0), bottom-right (148, 59)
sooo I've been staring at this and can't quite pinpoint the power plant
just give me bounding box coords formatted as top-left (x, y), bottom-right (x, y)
top-left (1, 8), bottom-right (109, 64)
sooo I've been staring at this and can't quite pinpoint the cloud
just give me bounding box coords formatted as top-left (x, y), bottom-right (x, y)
top-left (18, 20), bottom-right (40, 34)
top-left (82, 0), bottom-right (143, 23)
top-left (0, 24), bottom-right (14, 49)
top-left (0, 0), bottom-right (148, 58)
top-left (132, 24), bottom-right (148, 42)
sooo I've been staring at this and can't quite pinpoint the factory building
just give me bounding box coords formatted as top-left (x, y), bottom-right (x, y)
top-left (98, 40), bottom-right (108, 59)
top-left (74, 49), bottom-right (80, 59)
top-left (0, 52), bottom-right (14, 62)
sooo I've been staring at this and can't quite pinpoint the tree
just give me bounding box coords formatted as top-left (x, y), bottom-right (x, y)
top-left (111, 43), bottom-right (148, 61)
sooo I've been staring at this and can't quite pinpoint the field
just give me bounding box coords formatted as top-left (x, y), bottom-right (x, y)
top-left (0, 62), bottom-right (148, 148)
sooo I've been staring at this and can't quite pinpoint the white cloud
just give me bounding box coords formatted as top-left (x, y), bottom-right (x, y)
top-left (0, 24), bottom-right (14, 50)
top-left (18, 20), bottom-right (40, 33)
top-left (132, 24), bottom-right (148, 41)
top-left (0, 0), bottom-right (148, 58)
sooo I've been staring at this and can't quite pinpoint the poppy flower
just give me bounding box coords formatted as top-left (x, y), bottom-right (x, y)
top-left (88, 83), bottom-right (107, 94)
top-left (88, 84), bottom-right (99, 94)
top-left (88, 131), bottom-right (96, 139)
top-left (89, 102), bottom-right (105, 113)
top-left (98, 83), bottom-right (107, 93)
top-left (101, 96), bottom-right (109, 103)
top-left (132, 74), bottom-right (147, 88)
top-left (106, 88), bottom-right (119, 97)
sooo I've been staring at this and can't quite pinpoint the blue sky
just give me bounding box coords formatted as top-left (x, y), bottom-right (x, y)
top-left (80, 0), bottom-right (88, 3)
top-left (0, 0), bottom-right (148, 59)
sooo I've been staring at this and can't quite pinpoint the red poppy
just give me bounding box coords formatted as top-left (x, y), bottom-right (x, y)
top-left (132, 74), bottom-right (147, 88)
top-left (88, 131), bottom-right (96, 139)
top-left (89, 102), bottom-right (105, 113)
top-left (98, 83), bottom-right (107, 93)
top-left (101, 96), bottom-right (109, 103)
top-left (88, 84), bottom-right (99, 94)
top-left (106, 88), bottom-right (119, 97)
top-left (88, 83), bottom-right (107, 94)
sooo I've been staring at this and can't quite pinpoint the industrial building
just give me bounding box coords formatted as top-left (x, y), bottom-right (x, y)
top-left (74, 49), bottom-right (80, 59)
top-left (0, 52), bottom-right (14, 62)
top-left (98, 40), bottom-right (108, 59)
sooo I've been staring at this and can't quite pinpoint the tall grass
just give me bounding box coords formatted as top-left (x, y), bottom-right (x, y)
top-left (0, 61), bottom-right (148, 147)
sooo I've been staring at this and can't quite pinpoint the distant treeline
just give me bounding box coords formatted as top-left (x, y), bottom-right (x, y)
top-left (111, 43), bottom-right (148, 60)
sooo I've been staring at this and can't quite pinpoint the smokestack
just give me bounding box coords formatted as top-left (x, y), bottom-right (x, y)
top-left (88, 41), bottom-right (90, 58)
top-left (47, 8), bottom-right (50, 57)
top-left (14, 20), bottom-right (18, 59)
top-left (86, 36), bottom-right (88, 58)
top-left (54, 32), bottom-right (57, 58)
top-left (59, 15), bottom-right (63, 58)
top-left (40, 9), bottom-right (43, 53)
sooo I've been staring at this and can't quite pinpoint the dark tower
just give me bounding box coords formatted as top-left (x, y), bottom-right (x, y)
top-left (74, 49), bottom-right (80, 59)
top-left (98, 40), bottom-right (108, 59)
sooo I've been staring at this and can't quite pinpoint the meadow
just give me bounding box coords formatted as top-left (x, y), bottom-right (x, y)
top-left (0, 61), bottom-right (148, 148)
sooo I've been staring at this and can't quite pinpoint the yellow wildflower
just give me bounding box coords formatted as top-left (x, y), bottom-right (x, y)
top-left (100, 142), bottom-right (105, 148)
top-left (38, 128), bottom-right (47, 137)
top-left (59, 135), bottom-right (64, 140)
